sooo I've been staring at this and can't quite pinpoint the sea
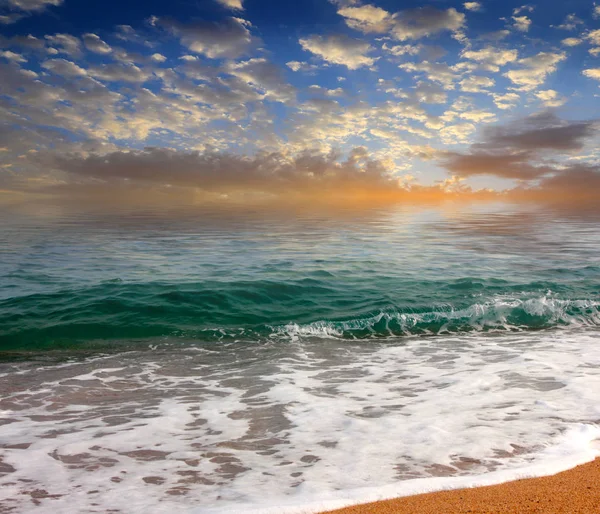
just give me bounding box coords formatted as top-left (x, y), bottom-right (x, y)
top-left (1, 200), bottom-right (600, 513)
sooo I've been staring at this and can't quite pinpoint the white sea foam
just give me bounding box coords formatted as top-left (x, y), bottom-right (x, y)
top-left (0, 329), bottom-right (599, 513)
top-left (272, 296), bottom-right (600, 341)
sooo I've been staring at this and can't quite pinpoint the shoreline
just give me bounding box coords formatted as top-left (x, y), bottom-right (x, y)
top-left (321, 458), bottom-right (600, 514)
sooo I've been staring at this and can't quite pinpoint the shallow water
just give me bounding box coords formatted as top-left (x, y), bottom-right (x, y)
top-left (1, 201), bottom-right (599, 512)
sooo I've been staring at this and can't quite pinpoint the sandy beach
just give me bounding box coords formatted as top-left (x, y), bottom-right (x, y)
top-left (323, 458), bottom-right (600, 513)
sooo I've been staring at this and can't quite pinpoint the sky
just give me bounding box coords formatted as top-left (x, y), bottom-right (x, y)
top-left (1, 0), bottom-right (600, 205)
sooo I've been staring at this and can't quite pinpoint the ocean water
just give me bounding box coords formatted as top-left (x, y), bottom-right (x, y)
top-left (1, 201), bottom-right (600, 513)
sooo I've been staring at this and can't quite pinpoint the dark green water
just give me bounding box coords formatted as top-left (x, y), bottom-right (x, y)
top-left (2, 202), bottom-right (600, 354)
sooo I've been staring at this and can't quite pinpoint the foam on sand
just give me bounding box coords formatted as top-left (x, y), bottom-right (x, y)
top-left (0, 329), bottom-right (599, 513)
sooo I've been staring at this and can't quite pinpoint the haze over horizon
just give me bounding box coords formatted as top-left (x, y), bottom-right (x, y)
top-left (2, 0), bottom-right (600, 204)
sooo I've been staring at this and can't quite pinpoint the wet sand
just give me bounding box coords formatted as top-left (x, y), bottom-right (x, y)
top-left (323, 458), bottom-right (600, 513)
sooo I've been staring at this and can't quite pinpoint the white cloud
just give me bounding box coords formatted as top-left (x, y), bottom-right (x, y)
top-left (45, 34), bottom-right (82, 56)
top-left (155, 16), bottom-right (256, 59)
top-left (0, 12), bottom-right (24, 24)
top-left (504, 52), bottom-right (566, 91)
top-left (82, 33), bottom-right (112, 55)
top-left (399, 61), bottom-right (459, 89)
top-left (1, 0), bottom-right (62, 12)
top-left (459, 75), bottom-right (495, 93)
top-left (151, 53), bottom-right (167, 63)
top-left (535, 89), bottom-right (566, 107)
top-left (561, 37), bottom-right (582, 47)
top-left (89, 63), bottom-right (152, 83)
top-left (382, 43), bottom-right (421, 56)
top-left (412, 81), bottom-right (447, 104)
top-left (587, 29), bottom-right (600, 46)
top-left (391, 7), bottom-right (465, 41)
top-left (308, 85), bottom-right (345, 97)
top-left (337, 5), bottom-right (464, 41)
top-left (461, 47), bottom-right (518, 71)
top-left (491, 92), bottom-right (520, 110)
top-left (227, 58), bottom-right (296, 103)
top-left (299, 34), bottom-right (376, 69)
top-left (440, 122), bottom-right (476, 143)
top-left (512, 15), bottom-right (531, 32)
top-left (338, 5), bottom-right (391, 33)
top-left (463, 2), bottom-right (482, 12)
top-left (286, 61), bottom-right (318, 73)
top-left (0, 50), bottom-right (27, 62)
top-left (216, 0), bottom-right (243, 10)
top-left (513, 5), bottom-right (534, 15)
top-left (458, 109), bottom-right (496, 122)
top-left (42, 58), bottom-right (88, 77)
top-left (555, 14), bottom-right (583, 31)
top-left (583, 68), bottom-right (600, 81)
top-left (481, 29), bottom-right (510, 41)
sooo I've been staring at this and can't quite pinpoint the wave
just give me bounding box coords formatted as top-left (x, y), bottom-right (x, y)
top-left (277, 297), bottom-right (600, 341)
top-left (1, 276), bottom-right (599, 351)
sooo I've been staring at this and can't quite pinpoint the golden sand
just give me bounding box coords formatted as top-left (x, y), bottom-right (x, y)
top-left (323, 458), bottom-right (600, 514)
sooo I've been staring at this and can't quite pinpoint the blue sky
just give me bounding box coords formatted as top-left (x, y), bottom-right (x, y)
top-left (1, 0), bottom-right (600, 201)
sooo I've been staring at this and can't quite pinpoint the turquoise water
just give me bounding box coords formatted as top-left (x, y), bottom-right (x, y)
top-left (2, 202), bottom-right (600, 353)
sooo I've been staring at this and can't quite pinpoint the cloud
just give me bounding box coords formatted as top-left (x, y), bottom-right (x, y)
top-left (0, 0), bottom-right (62, 11)
top-left (512, 15), bottom-right (531, 32)
top-left (460, 47), bottom-right (518, 71)
top-left (441, 113), bottom-right (598, 181)
top-left (226, 58), bottom-right (296, 103)
top-left (44, 34), bottom-right (82, 56)
top-left (411, 81), bottom-right (447, 104)
top-left (42, 58), bottom-right (88, 77)
top-left (555, 13), bottom-right (583, 31)
top-left (43, 147), bottom-right (406, 198)
top-left (481, 113), bottom-right (596, 152)
top-left (151, 53), bottom-right (167, 63)
top-left (491, 92), bottom-right (520, 110)
top-left (0, 12), bottom-right (24, 23)
top-left (583, 68), bottom-right (600, 82)
top-left (391, 7), bottom-right (465, 41)
top-left (528, 165), bottom-right (600, 202)
top-left (535, 89), bottom-right (566, 108)
top-left (459, 75), bottom-right (494, 93)
top-left (82, 33), bottom-right (112, 55)
top-left (513, 5), bottom-right (534, 15)
top-left (153, 16), bottom-right (256, 59)
top-left (299, 34), bottom-right (376, 69)
top-left (399, 61), bottom-right (459, 89)
top-left (504, 52), bottom-right (566, 91)
top-left (463, 2), bottom-right (481, 12)
top-left (457, 109), bottom-right (495, 123)
top-left (586, 29), bottom-right (600, 55)
top-left (0, 50), bottom-right (26, 62)
top-left (587, 29), bottom-right (600, 45)
top-left (216, 0), bottom-right (243, 10)
top-left (443, 152), bottom-right (551, 180)
top-left (89, 63), bottom-right (152, 83)
top-left (338, 4), bottom-right (391, 33)
top-left (481, 29), bottom-right (510, 41)
top-left (439, 122), bottom-right (476, 143)
top-left (562, 37), bottom-right (582, 47)
top-left (381, 43), bottom-right (422, 56)
top-left (285, 61), bottom-right (318, 73)
top-left (337, 4), bottom-right (464, 41)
